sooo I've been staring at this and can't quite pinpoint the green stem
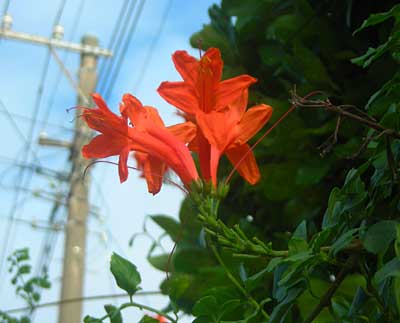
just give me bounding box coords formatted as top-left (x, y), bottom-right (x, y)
top-left (99, 300), bottom-right (177, 323)
top-left (209, 241), bottom-right (270, 320)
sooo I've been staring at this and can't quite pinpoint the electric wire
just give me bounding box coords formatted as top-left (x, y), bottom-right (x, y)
top-left (103, 0), bottom-right (146, 100)
top-left (0, 98), bottom-right (43, 164)
top-left (97, 0), bottom-right (138, 94)
top-left (42, 0), bottom-right (87, 129)
top-left (0, 109), bottom-right (73, 132)
top-left (31, 2), bottom-right (87, 312)
top-left (132, 0), bottom-right (173, 93)
top-left (1, 0), bottom-right (11, 16)
top-left (97, 0), bottom-right (131, 89)
top-left (0, 0), bottom-right (70, 293)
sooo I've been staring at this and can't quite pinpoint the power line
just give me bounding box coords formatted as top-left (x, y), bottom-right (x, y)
top-left (42, 0), bottom-right (87, 131)
top-left (50, 46), bottom-right (89, 104)
top-left (53, 0), bottom-right (68, 27)
top-left (97, 0), bottom-right (138, 94)
top-left (103, 0), bottom-right (146, 100)
top-left (1, 0), bottom-right (11, 16)
top-left (0, 109), bottom-right (73, 132)
top-left (0, 0), bottom-right (71, 291)
top-left (31, 4), bottom-right (88, 316)
top-left (97, 0), bottom-right (131, 89)
top-left (133, 0), bottom-right (173, 92)
top-left (0, 98), bottom-right (44, 164)
top-left (0, 50), bottom-right (52, 292)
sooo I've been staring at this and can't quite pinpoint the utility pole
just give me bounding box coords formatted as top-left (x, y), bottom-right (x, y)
top-left (58, 35), bottom-right (98, 323)
top-left (1, 14), bottom-right (111, 323)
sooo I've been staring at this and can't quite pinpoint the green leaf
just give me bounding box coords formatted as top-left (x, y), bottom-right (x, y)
top-left (348, 287), bottom-right (368, 316)
top-left (265, 14), bottom-right (303, 42)
top-left (219, 299), bottom-right (241, 319)
top-left (310, 228), bottom-right (332, 252)
top-left (293, 220), bottom-right (307, 240)
top-left (20, 317), bottom-right (31, 323)
top-left (104, 305), bottom-right (122, 323)
top-left (83, 315), bottom-right (102, 323)
top-left (330, 228), bottom-right (358, 256)
top-left (353, 4), bottom-right (400, 34)
top-left (148, 254), bottom-right (170, 272)
top-left (150, 215), bottom-right (181, 242)
top-left (14, 248), bottom-right (29, 262)
top-left (374, 258), bottom-right (400, 285)
top-left (262, 163), bottom-right (299, 201)
top-left (110, 253), bottom-right (141, 296)
top-left (192, 296), bottom-right (218, 317)
top-left (173, 248), bottom-right (214, 273)
top-left (18, 265), bottom-right (31, 275)
top-left (244, 267), bottom-right (270, 292)
top-left (395, 224), bottom-right (400, 257)
top-left (160, 273), bottom-right (192, 299)
top-left (293, 43), bottom-right (336, 89)
top-left (395, 277), bottom-right (400, 315)
top-left (295, 163), bottom-right (330, 186)
top-left (138, 316), bottom-right (159, 323)
top-left (363, 220), bottom-right (398, 254)
top-left (288, 237), bottom-right (308, 255)
top-left (351, 31), bottom-right (400, 68)
top-left (269, 286), bottom-right (305, 322)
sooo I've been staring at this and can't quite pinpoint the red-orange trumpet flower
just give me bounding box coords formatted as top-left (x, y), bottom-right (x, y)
top-left (158, 48), bottom-right (272, 185)
top-left (197, 90), bottom-right (272, 184)
top-left (81, 93), bottom-right (198, 193)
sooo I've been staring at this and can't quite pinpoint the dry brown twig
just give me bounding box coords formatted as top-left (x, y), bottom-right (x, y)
top-left (291, 90), bottom-right (400, 160)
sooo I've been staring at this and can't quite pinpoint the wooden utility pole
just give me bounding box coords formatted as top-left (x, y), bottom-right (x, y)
top-left (58, 35), bottom-right (98, 323)
top-left (1, 14), bottom-right (111, 321)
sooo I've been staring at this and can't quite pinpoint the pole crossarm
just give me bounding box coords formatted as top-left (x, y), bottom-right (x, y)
top-left (0, 29), bottom-right (112, 57)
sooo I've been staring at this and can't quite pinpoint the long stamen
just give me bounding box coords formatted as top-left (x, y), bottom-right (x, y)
top-left (225, 91), bottom-right (323, 184)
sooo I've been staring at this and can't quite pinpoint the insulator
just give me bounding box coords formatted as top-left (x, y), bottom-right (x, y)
top-left (52, 24), bottom-right (64, 40)
top-left (1, 14), bottom-right (13, 31)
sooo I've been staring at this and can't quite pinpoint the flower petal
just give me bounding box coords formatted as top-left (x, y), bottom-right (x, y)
top-left (143, 155), bottom-right (167, 195)
top-left (235, 104), bottom-right (273, 145)
top-left (196, 110), bottom-right (237, 151)
top-left (201, 48), bottom-right (223, 84)
top-left (157, 81), bottom-right (198, 115)
top-left (215, 75), bottom-right (257, 111)
top-left (210, 145), bottom-right (221, 186)
top-left (118, 146), bottom-right (131, 183)
top-left (196, 130), bottom-right (211, 181)
top-left (121, 94), bottom-right (148, 130)
top-left (167, 122), bottom-right (196, 143)
top-left (82, 134), bottom-right (124, 159)
top-left (226, 144), bottom-right (260, 185)
top-left (92, 93), bottom-right (110, 112)
top-left (172, 50), bottom-right (199, 84)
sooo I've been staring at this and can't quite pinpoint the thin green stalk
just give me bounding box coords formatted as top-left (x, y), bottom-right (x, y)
top-left (98, 300), bottom-right (177, 323)
top-left (209, 241), bottom-right (270, 320)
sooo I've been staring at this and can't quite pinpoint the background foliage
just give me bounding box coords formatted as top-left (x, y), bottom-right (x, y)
top-left (146, 0), bottom-right (400, 322)
top-left (4, 1), bottom-right (400, 322)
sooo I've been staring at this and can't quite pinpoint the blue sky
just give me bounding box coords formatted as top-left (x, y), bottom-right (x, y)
top-left (0, 0), bottom-right (217, 321)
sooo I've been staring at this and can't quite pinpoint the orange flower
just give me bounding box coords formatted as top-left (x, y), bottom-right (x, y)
top-left (81, 93), bottom-right (198, 192)
top-left (158, 48), bottom-right (272, 185)
top-left (158, 48), bottom-right (256, 114)
top-left (124, 96), bottom-right (196, 194)
top-left (81, 93), bottom-right (134, 183)
top-left (158, 48), bottom-right (257, 184)
top-left (197, 90), bottom-right (273, 184)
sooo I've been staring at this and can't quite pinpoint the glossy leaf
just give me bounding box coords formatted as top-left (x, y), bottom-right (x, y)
top-left (104, 305), bottom-right (123, 323)
top-left (110, 253), bottom-right (141, 296)
top-left (363, 220), bottom-right (398, 254)
top-left (150, 215), bottom-right (181, 242)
